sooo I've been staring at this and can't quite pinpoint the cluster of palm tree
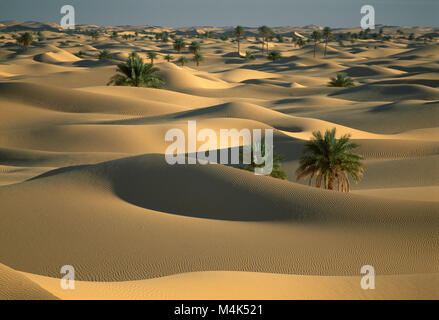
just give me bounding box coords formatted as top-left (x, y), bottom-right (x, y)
top-left (309, 27), bottom-right (333, 57)
top-left (16, 32), bottom-right (33, 50)
top-left (296, 128), bottom-right (365, 192)
top-left (258, 25), bottom-right (275, 54)
top-left (107, 52), bottom-right (164, 88)
top-left (170, 38), bottom-right (204, 67)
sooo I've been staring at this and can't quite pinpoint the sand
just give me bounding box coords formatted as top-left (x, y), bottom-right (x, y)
top-left (0, 22), bottom-right (438, 300)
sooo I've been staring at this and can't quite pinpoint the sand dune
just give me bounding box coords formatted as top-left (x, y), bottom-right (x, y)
top-left (23, 271), bottom-right (439, 300)
top-left (1, 23), bottom-right (438, 300)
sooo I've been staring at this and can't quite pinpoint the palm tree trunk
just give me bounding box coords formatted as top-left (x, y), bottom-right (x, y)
top-left (313, 43), bottom-right (316, 58)
top-left (238, 39), bottom-right (240, 54)
top-left (324, 39), bottom-right (328, 56)
top-left (327, 174), bottom-right (335, 190)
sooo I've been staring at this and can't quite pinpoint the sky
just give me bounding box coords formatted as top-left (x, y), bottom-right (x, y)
top-left (0, 0), bottom-right (437, 28)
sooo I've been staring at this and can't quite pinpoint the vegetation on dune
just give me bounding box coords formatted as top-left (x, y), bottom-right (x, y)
top-left (235, 25), bottom-right (245, 53)
top-left (244, 51), bottom-right (255, 61)
top-left (37, 31), bottom-right (45, 42)
top-left (240, 142), bottom-right (287, 180)
top-left (192, 52), bottom-right (204, 66)
top-left (75, 50), bottom-right (85, 58)
top-left (110, 31), bottom-right (119, 39)
top-left (90, 30), bottom-right (100, 41)
top-left (98, 49), bottom-right (113, 60)
top-left (295, 37), bottom-right (306, 48)
top-left (296, 128), bottom-right (365, 192)
top-left (275, 34), bottom-right (284, 43)
top-left (322, 27), bottom-right (333, 56)
top-left (328, 73), bottom-right (355, 88)
top-left (16, 32), bottom-right (33, 50)
top-left (177, 56), bottom-right (188, 66)
top-left (258, 25), bottom-right (274, 54)
top-left (107, 53), bottom-right (164, 88)
top-left (147, 52), bottom-right (158, 65)
top-left (310, 31), bottom-right (321, 58)
top-left (189, 41), bottom-right (201, 54)
top-left (164, 54), bottom-right (174, 62)
top-left (267, 50), bottom-right (282, 62)
top-left (173, 38), bottom-right (186, 53)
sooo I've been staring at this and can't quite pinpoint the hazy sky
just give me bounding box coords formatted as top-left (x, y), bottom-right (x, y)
top-left (0, 0), bottom-right (437, 28)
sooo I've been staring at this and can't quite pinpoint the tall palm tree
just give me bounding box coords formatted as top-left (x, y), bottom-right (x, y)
top-left (192, 53), bottom-right (204, 66)
top-left (296, 128), bottom-right (365, 192)
top-left (173, 38), bottom-right (186, 53)
top-left (258, 25), bottom-right (274, 55)
top-left (177, 56), bottom-right (188, 66)
top-left (107, 53), bottom-right (164, 88)
top-left (189, 41), bottom-right (200, 54)
top-left (311, 31), bottom-right (322, 58)
top-left (147, 52), bottom-right (158, 65)
top-left (322, 27), bottom-right (333, 56)
top-left (16, 32), bottom-right (33, 50)
top-left (235, 25), bottom-right (245, 54)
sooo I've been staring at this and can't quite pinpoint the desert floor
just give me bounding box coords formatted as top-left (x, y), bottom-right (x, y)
top-left (0, 23), bottom-right (438, 299)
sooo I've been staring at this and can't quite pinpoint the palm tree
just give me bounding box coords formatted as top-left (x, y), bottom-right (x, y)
top-left (296, 128), bottom-right (365, 191)
top-left (164, 54), bottom-right (174, 62)
top-left (189, 41), bottom-right (200, 54)
top-left (16, 32), bottom-right (33, 50)
top-left (328, 73), bottom-right (355, 87)
top-left (267, 50), bottom-right (282, 62)
top-left (296, 37), bottom-right (306, 48)
top-left (147, 52), bottom-right (158, 65)
top-left (235, 25), bottom-right (245, 54)
top-left (240, 142), bottom-right (287, 180)
top-left (107, 53), bottom-right (164, 88)
top-left (258, 25), bottom-right (274, 54)
top-left (322, 27), bottom-right (332, 56)
top-left (311, 31), bottom-right (321, 58)
top-left (90, 30), bottom-right (99, 41)
top-left (177, 56), bottom-right (188, 66)
top-left (98, 49), bottom-right (113, 60)
top-left (192, 53), bottom-right (204, 66)
top-left (111, 31), bottom-right (118, 39)
top-left (173, 38), bottom-right (186, 53)
top-left (244, 51), bottom-right (255, 61)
